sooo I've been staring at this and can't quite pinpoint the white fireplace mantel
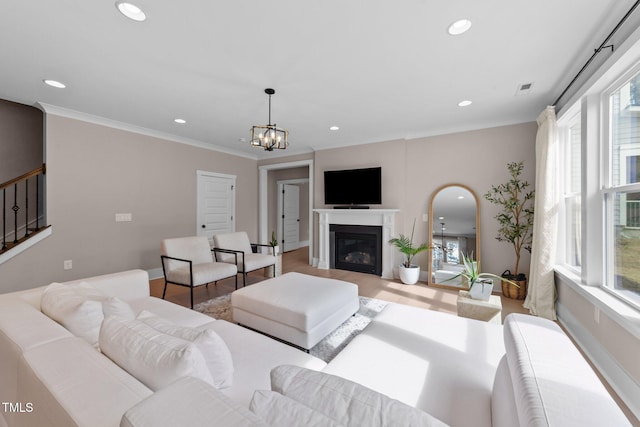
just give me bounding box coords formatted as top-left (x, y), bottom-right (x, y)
top-left (314, 209), bottom-right (399, 279)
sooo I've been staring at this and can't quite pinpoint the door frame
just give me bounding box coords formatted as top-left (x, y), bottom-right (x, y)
top-left (258, 160), bottom-right (313, 265)
top-left (196, 170), bottom-right (236, 239)
top-left (277, 178), bottom-right (309, 252)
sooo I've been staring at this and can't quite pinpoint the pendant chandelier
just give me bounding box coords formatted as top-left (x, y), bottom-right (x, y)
top-left (250, 88), bottom-right (289, 151)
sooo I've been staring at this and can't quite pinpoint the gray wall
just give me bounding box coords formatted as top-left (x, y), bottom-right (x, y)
top-left (314, 122), bottom-right (537, 278)
top-left (0, 99), bottom-right (43, 182)
top-left (0, 114), bottom-right (258, 291)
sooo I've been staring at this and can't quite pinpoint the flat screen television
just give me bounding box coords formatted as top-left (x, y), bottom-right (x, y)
top-left (324, 167), bottom-right (382, 206)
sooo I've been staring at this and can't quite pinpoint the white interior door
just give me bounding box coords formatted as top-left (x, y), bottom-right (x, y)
top-left (197, 171), bottom-right (235, 244)
top-left (282, 184), bottom-right (300, 252)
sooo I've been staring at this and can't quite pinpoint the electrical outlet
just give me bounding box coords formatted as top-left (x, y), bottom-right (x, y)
top-left (422, 214), bottom-right (429, 222)
top-left (594, 307), bottom-right (600, 324)
top-left (63, 260), bottom-right (72, 270)
top-left (115, 213), bottom-right (132, 222)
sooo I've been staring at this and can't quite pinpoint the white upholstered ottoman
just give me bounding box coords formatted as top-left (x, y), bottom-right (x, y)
top-left (231, 272), bottom-right (359, 350)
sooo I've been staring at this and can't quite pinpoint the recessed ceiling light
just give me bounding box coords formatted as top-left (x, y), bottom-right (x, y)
top-left (458, 100), bottom-right (472, 107)
top-left (448, 19), bottom-right (472, 35)
top-left (329, 126), bottom-right (340, 131)
top-left (174, 118), bottom-right (186, 124)
top-left (43, 79), bottom-right (66, 89)
top-left (116, 1), bottom-right (146, 22)
top-left (439, 216), bottom-right (445, 220)
top-left (458, 196), bottom-right (465, 199)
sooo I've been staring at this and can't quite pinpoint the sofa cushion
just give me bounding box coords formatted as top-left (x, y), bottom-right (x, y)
top-left (128, 296), bottom-right (215, 328)
top-left (21, 337), bottom-right (151, 427)
top-left (138, 311), bottom-right (234, 388)
top-left (41, 282), bottom-right (107, 348)
top-left (205, 320), bottom-right (327, 407)
top-left (323, 303), bottom-right (504, 427)
top-left (250, 389), bottom-right (343, 427)
top-left (99, 316), bottom-right (213, 391)
top-left (121, 377), bottom-right (269, 427)
top-left (491, 355), bottom-right (519, 427)
top-left (503, 313), bottom-right (631, 427)
top-left (271, 365), bottom-right (448, 427)
top-left (103, 297), bottom-right (136, 320)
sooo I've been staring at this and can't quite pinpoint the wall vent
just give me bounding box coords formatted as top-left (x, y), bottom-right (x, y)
top-left (515, 82), bottom-right (534, 96)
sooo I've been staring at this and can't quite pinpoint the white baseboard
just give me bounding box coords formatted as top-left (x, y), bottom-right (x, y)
top-left (146, 267), bottom-right (164, 280)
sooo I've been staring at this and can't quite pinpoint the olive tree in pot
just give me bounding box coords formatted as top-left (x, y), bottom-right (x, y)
top-left (389, 219), bottom-right (430, 285)
top-left (484, 161), bottom-right (534, 299)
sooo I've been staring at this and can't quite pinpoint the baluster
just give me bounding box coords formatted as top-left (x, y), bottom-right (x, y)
top-left (12, 183), bottom-right (19, 243)
top-left (25, 178), bottom-right (29, 238)
top-left (35, 173), bottom-right (40, 231)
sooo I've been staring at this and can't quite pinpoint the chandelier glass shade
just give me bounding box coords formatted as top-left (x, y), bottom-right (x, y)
top-left (250, 88), bottom-right (289, 151)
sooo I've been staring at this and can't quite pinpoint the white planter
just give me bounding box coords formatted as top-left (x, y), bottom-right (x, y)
top-left (398, 264), bottom-right (420, 285)
top-left (469, 280), bottom-right (494, 301)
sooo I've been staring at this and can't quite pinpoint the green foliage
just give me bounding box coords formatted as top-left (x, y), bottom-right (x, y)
top-left (444, 253), bottom-right (518, 291)
top-left (483, 161), bottom-right (534, 276)
top-left (389, 219), bottom-right (430, 268)
top-left (270, 230), bottom-right (279, 247)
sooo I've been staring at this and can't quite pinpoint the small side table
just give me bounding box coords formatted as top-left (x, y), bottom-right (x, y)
top-left (457, 291), bottom-right (502, 324)
top-left (264, 254), bottom-right (282, 278)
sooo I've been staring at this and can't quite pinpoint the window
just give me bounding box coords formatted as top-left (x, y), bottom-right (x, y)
top-left (605, 70), bottom-right (640, 306)
top-left (561, 115), bottom-right (582, 270)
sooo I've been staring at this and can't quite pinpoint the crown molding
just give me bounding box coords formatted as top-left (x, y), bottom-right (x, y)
top-left (36, 102), bottom-right (258, 160)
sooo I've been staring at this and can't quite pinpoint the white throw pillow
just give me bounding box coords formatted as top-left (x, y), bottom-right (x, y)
top-left (271, 365), bottom-right (449, 427)
top-left (102, 297), bottom-right (135, 320)
top-left (137, 311), bottom-right (234, 388)
top-left (41, 282), bottom-right (107, 348)
top-left (99, 316), bottom-right (214, 391)
top-left (250, 390), bottom-right (344, 427)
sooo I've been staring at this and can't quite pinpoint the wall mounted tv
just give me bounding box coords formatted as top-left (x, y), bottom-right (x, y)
top-left (324, 167), bottom-right (382, 207)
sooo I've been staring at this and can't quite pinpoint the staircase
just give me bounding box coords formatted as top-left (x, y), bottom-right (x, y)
top-left (1, 165), bottom-right (49, 256)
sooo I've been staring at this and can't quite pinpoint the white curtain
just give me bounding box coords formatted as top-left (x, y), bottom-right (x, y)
top-left (524, 106), bottom-right (558, 320)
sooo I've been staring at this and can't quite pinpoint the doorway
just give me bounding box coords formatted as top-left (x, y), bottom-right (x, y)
top-left (258, 160), bottom-right (313, 265)
top-left (277, 180), bottom-right (308, 252)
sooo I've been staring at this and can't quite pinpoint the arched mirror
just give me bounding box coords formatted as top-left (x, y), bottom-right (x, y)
top-left (428, 184), bottom-right (480, 288)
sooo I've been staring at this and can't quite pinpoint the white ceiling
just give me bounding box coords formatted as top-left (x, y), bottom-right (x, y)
top-left (0, 1), bottom-right (634, 159)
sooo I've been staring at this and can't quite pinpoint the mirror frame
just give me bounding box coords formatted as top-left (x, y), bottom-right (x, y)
top-left (428, 183), bottom-right (481, 288)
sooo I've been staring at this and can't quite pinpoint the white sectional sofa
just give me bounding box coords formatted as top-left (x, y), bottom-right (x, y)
top-left (0, 269), bottom-right (632, 426)
top-left (0, 270), bottom-right (325, 427)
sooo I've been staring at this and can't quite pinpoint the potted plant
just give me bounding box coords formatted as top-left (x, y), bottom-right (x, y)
top-left (483, 161), bottom-right (534, 299)
top-left (269, 230), bottom-right (280, 256)
top-left (444, 253), bottom-right (517, 301)
top-left (389, 219), bottom-right (430, 285)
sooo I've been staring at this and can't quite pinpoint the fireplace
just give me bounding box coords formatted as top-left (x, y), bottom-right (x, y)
top-left (314, 208), bottom-right (398, 279)
top-left (330, 224), bottom-right (382, 276)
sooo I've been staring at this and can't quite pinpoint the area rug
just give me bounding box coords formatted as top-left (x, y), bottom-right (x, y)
top-left (194, 295), bottom-right (388, 363)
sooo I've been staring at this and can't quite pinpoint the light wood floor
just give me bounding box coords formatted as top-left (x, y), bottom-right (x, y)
top-left (150, 247), bottom-right (529, 320)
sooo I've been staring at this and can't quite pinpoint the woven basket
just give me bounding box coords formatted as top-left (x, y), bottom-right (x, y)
top-left (501, 270), bottom-right (527, 300)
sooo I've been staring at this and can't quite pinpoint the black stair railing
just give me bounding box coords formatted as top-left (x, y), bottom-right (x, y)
top-left (1, 164), bottom-right (46, 252)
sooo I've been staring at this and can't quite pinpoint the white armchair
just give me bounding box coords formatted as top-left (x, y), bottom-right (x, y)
top-left (212, 232), bottom-right (276, 287)
top-left (160, 236), bottom-right (238, 308)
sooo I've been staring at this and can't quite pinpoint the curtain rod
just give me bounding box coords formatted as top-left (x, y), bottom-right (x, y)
top-left (552, 0), bottom-right (640, 107)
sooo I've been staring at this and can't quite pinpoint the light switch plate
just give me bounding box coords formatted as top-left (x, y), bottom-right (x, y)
top-left (115, 213), bottom-right (132, 222)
